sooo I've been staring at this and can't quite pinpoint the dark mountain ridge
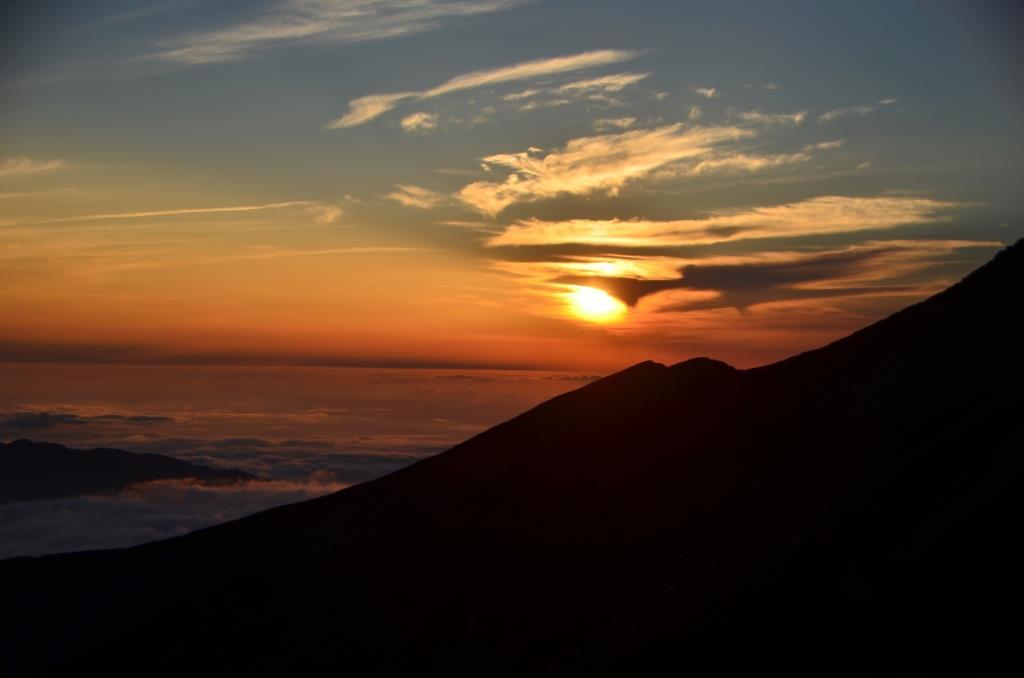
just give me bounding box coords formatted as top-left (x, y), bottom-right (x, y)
top-left (0, 439), bottom-right (257, 504)
top-left (1, 240), bottom-right (1021, 676)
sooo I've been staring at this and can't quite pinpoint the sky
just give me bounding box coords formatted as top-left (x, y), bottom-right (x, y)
top-left (2, 0), bottom-right (1023, 371)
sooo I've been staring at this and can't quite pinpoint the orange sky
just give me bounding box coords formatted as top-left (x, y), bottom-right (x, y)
top-left (2, 2), bottom-right (1021, 372)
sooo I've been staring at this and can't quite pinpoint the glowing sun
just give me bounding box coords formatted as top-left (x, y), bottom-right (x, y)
top-left (567, 286), bottom-right (627, 322)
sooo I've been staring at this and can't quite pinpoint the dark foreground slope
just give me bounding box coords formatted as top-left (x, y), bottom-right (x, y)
top-left (1, 241), bottom-right (1021, 677)
top-left (0, 439), bottom-right (256, 504)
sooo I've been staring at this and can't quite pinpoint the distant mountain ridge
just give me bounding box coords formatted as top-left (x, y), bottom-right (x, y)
top-left (0, 439), bottom-right (256, 504)
top-left (0, 239), bottom-right (1021, 676)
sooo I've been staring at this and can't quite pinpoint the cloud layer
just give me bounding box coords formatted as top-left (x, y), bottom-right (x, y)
top-left (0, 477), bottom-right (348, 558)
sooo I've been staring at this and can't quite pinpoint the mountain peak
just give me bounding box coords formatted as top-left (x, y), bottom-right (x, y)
top-left (669, 356), bottom-right (736, 373)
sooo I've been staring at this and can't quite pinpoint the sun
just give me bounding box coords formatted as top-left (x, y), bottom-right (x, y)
top-left (567, 286), bottom-right (627, 322)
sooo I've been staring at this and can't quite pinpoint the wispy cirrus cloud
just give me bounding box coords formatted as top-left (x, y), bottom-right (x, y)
top-left (806, 139), bottom-right (844, 151)
top-left (0, 156), bottom-right (66, 177)
top-left (458, 123), bottom-right (755, 215)
top-left (327, 48), bottom-right (639, 128)
top-left (592, 117), bottom-right (636, 132)
top-left (555, 71), bottom-right (649, 95)
top-left (731, 109), bottom-right (807, 126)
top-left (500, 72), bottom-right (650, 111)
top-left (149, 0), bottom-right (526, 65)
top-left (678, 151), bottom-right (813, 176)
top-left (819, 98), bottom-right (898, 122)
top-left (8, 201), bottom-right (343, 226)
top-left (502, 88), bottom-right (540, 101)
top-left (386, 184), bottom-right (445, 209)
top-left (486, 195), bottom-right (961, 247)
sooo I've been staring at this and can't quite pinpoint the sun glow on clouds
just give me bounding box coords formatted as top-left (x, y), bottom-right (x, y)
top-left (386, 184), bottom-right (444, 208)
top-left (459, 124), bottom-right (755, 215)
top-left (487, 196), bottom-right (962, 247)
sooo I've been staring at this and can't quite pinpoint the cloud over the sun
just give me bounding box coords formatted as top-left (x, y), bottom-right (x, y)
top-left (549, 240), bottom-right (1000, 310)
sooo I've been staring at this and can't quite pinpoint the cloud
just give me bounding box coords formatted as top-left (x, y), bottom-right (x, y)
top-left (694, 87), bottom-right (717, 98)
top-left (551, 240), bottom-right (1000, 309)
top-left (459, 123), bottom-right (754, 214)
top-left (0, 340), bottom-right (529, 369)
top-left (678, 151), bottom-right (812, 176)
top-left (385, 184), bottom-right (445, 208)
top-left (327, 48), bottom-right (639, 128)
top-left (333, 92), bottom-right (418, 127)
top-left (819, 98), bottom-right (898, 122)
top-left (0, 477), bottom-right (350, 558)
top-left (148, 0), bottom-right (526, 65)
top-left (424, 50), bottom-right (638, 97)
top-left (400, 111), bottom-right (439, 133)
top-left (486, 195), bottom-right (961, 247)
top-left (805, 139), bottom-right (844, 151)
top-left (13, 201), bottom-right (342, 226)
top-left (0, 410), bottom-right (173, 432)
top-left (0, 157), bottom-right (65, 177)
top-left (732, 109), bottom-right (807, 126)
top-left (592, 117), bottom-right (636, 132)
top-left (502, 88), bottom-right (541, 101)
top-left (309, 204), bottom-right (344, 224)
top-left (555, 71), bottom-right (649, 94)
top-left (500, 71), bottom-right (650, 109)
top-left (515, 98), bottom-right (571, 112)
top-left (688, 105), bottom-right (702, 120)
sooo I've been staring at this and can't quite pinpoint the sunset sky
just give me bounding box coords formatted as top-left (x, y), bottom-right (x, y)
top-left (2, 0), bottom-right (1022, 371)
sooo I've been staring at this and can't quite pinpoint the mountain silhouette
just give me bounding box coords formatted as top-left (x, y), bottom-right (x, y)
top-left (1, 240), bottom-right (1020, 677)
top-left (0, 439), bottom-right (257, 504)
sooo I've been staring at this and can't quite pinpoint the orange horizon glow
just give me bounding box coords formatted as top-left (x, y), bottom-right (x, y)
top-left (1, 4), bottom-right (1017, 375)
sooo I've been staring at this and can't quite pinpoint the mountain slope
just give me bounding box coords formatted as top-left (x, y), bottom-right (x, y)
top-left (0, 439), bottom-right (257, 504)
top-left (0, 240), bottom-right (1021, 677)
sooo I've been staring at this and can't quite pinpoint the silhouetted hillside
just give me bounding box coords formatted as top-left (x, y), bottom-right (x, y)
top-left (0, 240), bottom-right (1021, 677)
top-left (0, 439), bottom-right (256, 504)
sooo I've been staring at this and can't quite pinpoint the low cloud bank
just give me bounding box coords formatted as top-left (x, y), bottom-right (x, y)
top-left (0, 476), bottom-right (349, 559)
